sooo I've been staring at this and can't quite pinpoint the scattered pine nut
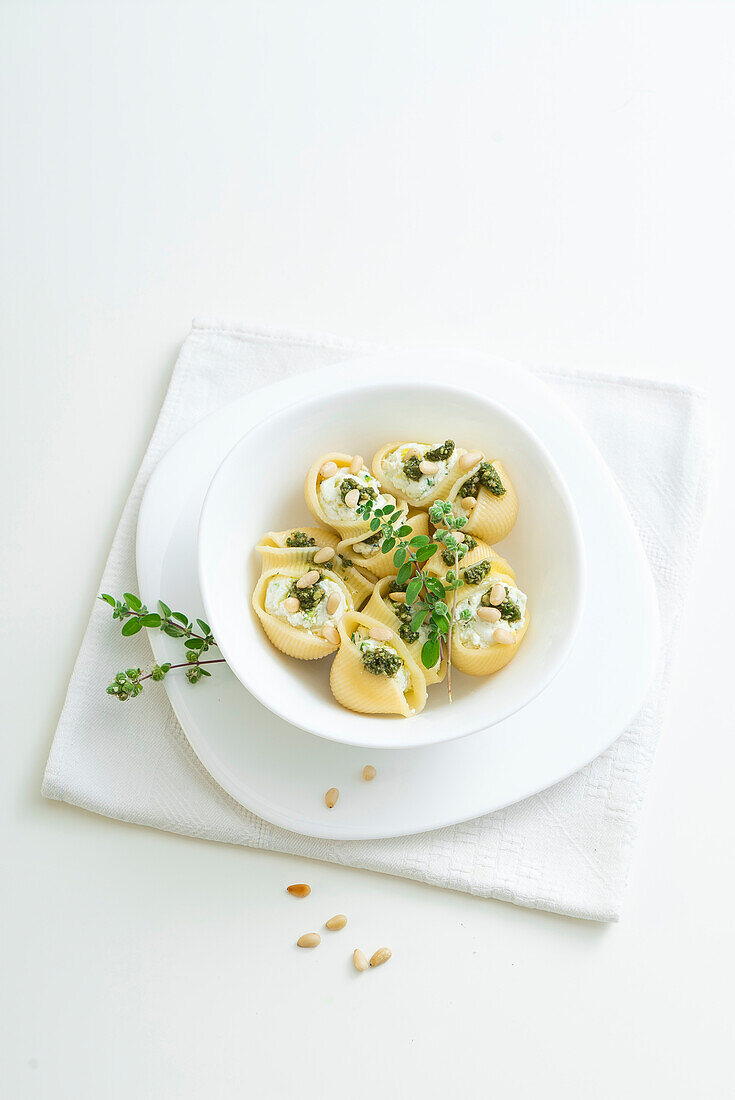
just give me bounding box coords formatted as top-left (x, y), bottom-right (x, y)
top-left (325, 787), bottom-right (339, 808)
top-left (493, 627), bottom-right (515, 646)
top-left (349, 454), bottom-right (364, 475)
top-left (344, 488), bottom-right (361, 509)
top-left (369, 947), bottom-right (392, 968)
top-left (322, 625), bottom-right (340, 645)
top-left (326, 592), bottom-right (341, 616)
top-left (477, 606), bottom-right (501, 623)
top-left (488, 584), bottom-right (506, 606)
top-left (459, 450), bottom-right (483, 471)
top-left (297, 570), bottom-right (320, 589)
top-left (369, 625), bottom-right (393, 642)
top-left (362, 765), bottom-right (377, 781)
top-left (319, 460), bottom-right (338, 479)
top-left (325, 914), bottom-right (348, 931)
top-left (388, 592), bottom-right (406, 603)
top-left (419, 460), bottom-right (439, 476)
top-left (353, 949), bottom-right (369, 972)
top-left (314, 546), bottom-right (335, 564)
top-left (297, 933), bottom-right (321, 948)
top-left (287, 883), bottom-right (311, 898)
top-left (461, 496), bottom-right (477, 510)
top-left (283, 596), bottom-right (301, 614)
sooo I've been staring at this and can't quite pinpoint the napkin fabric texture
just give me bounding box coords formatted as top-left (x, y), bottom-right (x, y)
top-left (42, 320), bottom-right (709, 922)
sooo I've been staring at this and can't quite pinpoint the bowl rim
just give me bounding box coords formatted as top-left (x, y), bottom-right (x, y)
top-left (197, 377), bottom-right (587, 749)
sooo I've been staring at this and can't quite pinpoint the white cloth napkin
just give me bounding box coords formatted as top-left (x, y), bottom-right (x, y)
top-left (42, 320), bottom-right (709, 921)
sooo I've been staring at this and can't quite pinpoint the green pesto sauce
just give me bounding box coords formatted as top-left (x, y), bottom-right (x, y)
top-left (424, 439), bottom-right (455, 462)
top-left (289, 578), bottom-right (325, 613)
top-left (339, 477), bottom-right (377, 505)
top-left (360, 645), bottom-right (403, 677)
top-left (402, 454), bottom-right (423, 481)
top-left (285, 531), bottom-right (316, 548)
top-left (462, 559), bottom-right (493, 586)
top-left (457, 461), bottom-right (506, 499)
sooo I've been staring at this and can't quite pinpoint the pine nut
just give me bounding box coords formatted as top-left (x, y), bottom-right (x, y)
top-left (287, 883), bottom-right (311, 897)
top-left (362, 765), bottom-right (377, 781)
top-left (353, 949), bottom-right (369, 972)
top-left (419, 459), bottom-right (439, 476)
top-left (297, 570), bottom-right (320, 589)
top-left (369, 947), bottom-right (392, 968)
top-left (326, 914), bottom-right (347, 931)
top-left (477, 606), bottom-right (501, 623)
top-left (283, 596), bottom-right (301, 614)
top-left (322, 625), bottom-right (340, 645)
top-left (350, 454), bottom-right (364, 475)
top-left (326, 592), bottom-right (341, 616)
top-left (325, 787), bottom-right (339, 808)
top-left (389, 592), bottom-right (406, 603)
top-left (320, 460), bottom-right (338, 479)
top-left (344, 488), bottom-right (361, 509)
top-left (461, 496), bottom-right (476, 510)
top-left (369, 625), bottom-right (393, 642)
top-left (459, 450), bottom-right (483, 471)
top-left (313, 546), bottom-right (335, 564)
top-left (488, 584), bottom-right (506, 606)
top-left (297, 933), bottom-right (321, 948)
top-left (493, 627), bottom-right (515, 645)
top-left (404, 447), bottom-right (418, 460)
top-left (454, 531), bottom-right (465, 542)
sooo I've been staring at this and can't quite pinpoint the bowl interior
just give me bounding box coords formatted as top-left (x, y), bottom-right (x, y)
top-left (197, 380), bottom-right (585, 749)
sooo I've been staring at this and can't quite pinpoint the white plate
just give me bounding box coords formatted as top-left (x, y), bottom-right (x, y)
top-left (198, 380), bottom-right (586, 748)
top-left (136, 350), bottom-right (659, 840)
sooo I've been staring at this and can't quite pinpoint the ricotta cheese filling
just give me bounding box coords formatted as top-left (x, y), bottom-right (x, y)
top-left (454, 580), bottom-right (527, 649)
top-left (355, 635), bottom-right (410, 693)
top-left (264, 575), bottom-right (347, 633)
top-left (318, 466), bottom-right (392, 523)
top-left (382, 443), bottom-right (462, 502)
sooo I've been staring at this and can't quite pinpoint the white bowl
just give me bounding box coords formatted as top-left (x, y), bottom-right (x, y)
top-left (197, 379), bottom-right (586, 749)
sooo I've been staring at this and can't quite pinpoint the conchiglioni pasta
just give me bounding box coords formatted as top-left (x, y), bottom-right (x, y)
top-left (425, 532), bottom-right (515, 583)
top-left (256, 527), bottom-right (374, 607)
top-left (363, 577), bottom-right (446, 685)
top-left (372, 440), bottom-right (467, 507)
top-left (337, 510), bottom-right (429, 579)
top-left (330, 611), bottom-right (428, 717)
top-left (445, 457), bottom-right (518, 544)
top-left (451, 573), bottom-right (529, 676)
top-left (304, 453), bottom-right (400, 540)
top-left (252, 562), bottom-right (353, 660)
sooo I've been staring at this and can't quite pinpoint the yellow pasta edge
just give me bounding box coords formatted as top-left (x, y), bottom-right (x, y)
top-left (330, 610), bottom-right (428, 717)
top-left (251, 563), bottom-right (353, 660)
top-left (371, 442), bottom-right (468, 506)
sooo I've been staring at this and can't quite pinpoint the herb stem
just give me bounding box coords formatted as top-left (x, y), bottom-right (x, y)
top-left (138, 658), bottom-right (226, 683)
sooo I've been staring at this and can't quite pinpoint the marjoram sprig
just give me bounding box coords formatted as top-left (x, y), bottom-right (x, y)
top-left (99, 593), bottom-right (225, 700)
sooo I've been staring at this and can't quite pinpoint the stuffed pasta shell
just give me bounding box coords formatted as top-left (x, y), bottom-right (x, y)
top-left (256, 527), bottom-right (374, 607)
top-left (371, 440), bottom-right (467, 507)
top-left (444, 456), bottom-right (518, 544)
top-left (252, 562), bottom-right (353, 660)
top-left (304, 453), bottom-right (402, 540)
top-left (363, 577), bottom-right (446, 685)
top-left (424, 530), bottom-right (515, 583)
top-left (451, 565), bottom-right (529, 677)
top-left (330, 611), bottom-right (428, 717)
top-left (337, 510), bottom-right (429, 579)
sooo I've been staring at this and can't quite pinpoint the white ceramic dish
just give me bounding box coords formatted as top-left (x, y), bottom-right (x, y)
top-left (198, 382), bottom-right (586, 749)
top-left (136, 349), bottom-right (659, 840)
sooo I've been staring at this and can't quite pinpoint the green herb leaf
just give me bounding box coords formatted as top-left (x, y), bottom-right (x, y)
top-left (396, 525), bottom-right (412, 537)
top-left (196, 619), bottom-right (210, 634)
top-left (140, 613), bottom-right (162, 628)
top-left (158, 600), bottom-right (172, 618)
top-left (421, 636), bottom-right (441, 669)
top-left (124, 593), bottom-right (142, 611)
top-left (405, 577), bottom-right (423, 605)
top-left (396, 562), bottom-right (413, 586)
top-left (163, 624), bottom-right (185, 638)
top-left (409, 535), bottom-right (431, 548)
top-left (415, 544), bottom-right (438, 563)
top-left (411, 608), bottom-right (430, 628)
top-left (393, 546), bottom-right (407, 567)
top-left (121, 618), bottom-right (143, 636)
top-left (424, 575), bottom-right (446, 598)
top-left (370, 518), bottom-right (381, 531)
top-left (171, 612), bottom-right (189, 626)
top-left (382, 537), bottom-right (396, 553)
top-left (185, 637), bottom-right (205, 650)
top-left (100, 594), bottom-right (116, 607)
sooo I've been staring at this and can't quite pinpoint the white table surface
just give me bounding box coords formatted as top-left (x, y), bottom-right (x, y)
top-left (2, 2), bottom-right (733, 1097)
